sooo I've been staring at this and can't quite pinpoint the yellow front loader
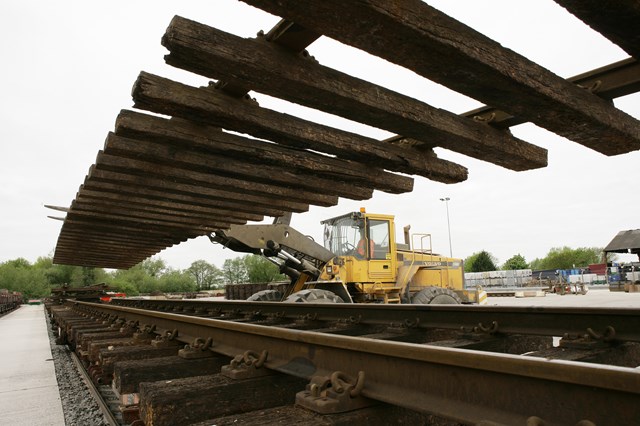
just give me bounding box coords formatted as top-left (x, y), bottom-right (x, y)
top-left (212, 209), bottom-right (487, 305)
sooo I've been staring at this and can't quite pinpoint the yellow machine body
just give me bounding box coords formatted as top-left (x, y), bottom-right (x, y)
top-left (315, 211), bottom-right (485, 304)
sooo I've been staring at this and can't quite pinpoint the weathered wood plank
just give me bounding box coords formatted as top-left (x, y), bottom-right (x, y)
top-left (132, 72), bottom-right (469, 179)
top-left (95, 150), bottom-right (333, 207)
top-left (139, 373), bottom-right (307, 426)
top-left (240, 0), bottom-right (640, 156)
top-left (68, 200), bottom-right (229, 230)
top-left (54, 240), bottom-right (162, 258)
top-left (190, 404), bottom-right (451, 426)
top-left (163, 16), bottom-right (546, 171)
top-left (115, 109), bottom-right (421, 189)
top-left (56, 227), bottom-right (181, 246)
top-left (215, 19), bottom-right (320, 98)
top-left (114, 355), bottom-right (228, 394)
top-left (77, 190), bottom-right (263, 223)
top-left (99, 345), bottom-right (182, 380)
top-left (463, 58), bottom-right (640, 128)
top-left (77, 189), bottom-right (264, 223)
top-left (74, 194), bottom-right (252, 226)
top-left (74, 196), bottom-right (248, 226)
top-left (553, 0), bottom-right (640, 59)
top-left (103, 132), bottom-right (374, 200)
top-left (55, 234), bottom-right (164, 251)
top-left (62, 214), bottom-right (198, 239)
top-left (63, 209), bottom-right (214, 233)
top-left (85, 167), bottom-right (302, 215)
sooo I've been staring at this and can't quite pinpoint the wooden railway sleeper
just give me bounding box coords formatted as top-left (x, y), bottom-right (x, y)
top-left (296, 370), bottom-right (374, 414)
top-left (560, 325), bottom-right (617, 349)
top-left (221, 349), bottom-right (272, 379)
top-left (179, 337), bottom-right (214, 359)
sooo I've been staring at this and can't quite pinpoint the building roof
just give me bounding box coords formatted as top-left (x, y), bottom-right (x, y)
top-left (604, 229), bottom-right (640, 253)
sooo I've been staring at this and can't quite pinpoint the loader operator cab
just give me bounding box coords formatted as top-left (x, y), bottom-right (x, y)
top-left (321, 210), bottom-right (396, 283)
top-left (322, 211), bottom-right (390, 259)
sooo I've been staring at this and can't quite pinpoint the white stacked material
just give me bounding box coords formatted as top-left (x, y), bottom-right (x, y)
top-left (569, 274), bottom-right (598, 284)
top-left (465, 269), bottom-right (533, 288)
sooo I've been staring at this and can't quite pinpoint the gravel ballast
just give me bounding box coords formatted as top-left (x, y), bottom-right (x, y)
top-left (46, 311), bottom-right (111, 426)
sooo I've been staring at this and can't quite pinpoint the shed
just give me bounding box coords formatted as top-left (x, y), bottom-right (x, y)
top-left (604, 230), bottom-right (640, 260)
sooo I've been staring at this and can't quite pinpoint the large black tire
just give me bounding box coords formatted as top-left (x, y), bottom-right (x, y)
top-left (247, 289), bottom-right (282, 302)
top-left (285, 289), bottom-right (344, 303)
top-left (411, 287), bottom-right (461, 304)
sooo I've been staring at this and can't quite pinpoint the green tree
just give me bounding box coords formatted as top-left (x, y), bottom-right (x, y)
top-left (187, 260), bottom-right (224, 290)
top-left (222, 258), bottom-right (249, 284)
top-left (158, 269), bottom-right (197, 293)
top-left (243, 255), bottom-right (285, 283)
top-left (529, 247), bottom-right (602, 270)
top-left (140, 257), bottom-right (167, 278)
top-left (0, 259), bottom-right (49, 298)
top-left (502, 254), bottom-right (529, 270)
top-left (109, 264), bottom-right (157, 295)
top-left (464, 250), bottom-right (498, 272)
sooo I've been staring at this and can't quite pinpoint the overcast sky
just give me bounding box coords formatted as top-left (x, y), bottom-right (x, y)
top-left (1, 1), bottom-right (638, 270)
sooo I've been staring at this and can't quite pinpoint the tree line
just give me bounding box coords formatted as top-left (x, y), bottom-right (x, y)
top-left (464, 246), bottom-right (605, 273)
top-left (0, 255), bottom-right (284, 299)
top-left (1, 245), bottom-right (606, 299)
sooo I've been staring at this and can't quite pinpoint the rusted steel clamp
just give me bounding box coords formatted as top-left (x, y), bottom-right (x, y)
top-left (152, 329), bottom-right (179, 348)
top-left (221, 350), bottom-right (272, 379)
top-left (179, 337), bottom-right (214, 359)
top-left (560, 326), bottom-right (616, 349)
top-left (459, 321), bottom-right (499, 339)
top-left (296, 371), bottom-right (373, 414)
top-left (132, 324), bottom-right (156, 342)
top-left (120, 320), bottom-right (139, 334)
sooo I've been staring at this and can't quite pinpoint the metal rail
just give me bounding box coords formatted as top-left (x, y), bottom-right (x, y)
top-left (111, 298), bottom-right (640, 343)
top-left (70, 351), bottom-right (122, 426)
top-left (70, 300), bottom-right (640, 426)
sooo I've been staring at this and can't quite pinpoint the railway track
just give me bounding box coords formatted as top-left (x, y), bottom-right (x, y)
top-left (47, 300), bottom-right (640, 426)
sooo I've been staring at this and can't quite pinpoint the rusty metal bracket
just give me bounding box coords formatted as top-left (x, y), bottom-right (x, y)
top-left (120, 320), bottom-right (139, 334)
top-left (560, 326), bottom-right (617, 349)
top-left (295, 312), bottom-right (320, 325)
top-left (337, 315), bottom-right (362, 326)
top-left (459, 321), bottom-right (500, 339)
top-left (152, 329), bottom-right (180, 348)
top-left (221, 350), bottom-right (272, 379)
top-left (109, 318), bottom-right (125, 329)
top-left (132, 324), bottom-right (156, 342)
top-left (178, 337), bottom-right (214, 359)
top-left (296, 370), bottom-right (373, 414)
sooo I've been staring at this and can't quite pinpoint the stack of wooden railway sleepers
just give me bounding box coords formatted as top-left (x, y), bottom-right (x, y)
top-left (0, 290), bottom-right (22, 316)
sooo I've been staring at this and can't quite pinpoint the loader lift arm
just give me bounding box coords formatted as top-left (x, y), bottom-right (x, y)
top-left (209, 222), bottom-right (336, 294)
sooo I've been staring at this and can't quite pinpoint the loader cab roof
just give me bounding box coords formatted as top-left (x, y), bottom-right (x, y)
top-left (320, 211), bottom-right (394, 225)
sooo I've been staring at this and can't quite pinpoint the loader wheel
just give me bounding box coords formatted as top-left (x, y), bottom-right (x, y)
top-left (411, 287), bottom-right (461, 305)
top-left (285, 289), bottom-right (344, 303)
top-left (247, 289), bottom-right (282, 302)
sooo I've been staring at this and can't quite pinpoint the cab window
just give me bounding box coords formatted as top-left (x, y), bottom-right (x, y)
top-left (367, 219), bottom-right (390, 260)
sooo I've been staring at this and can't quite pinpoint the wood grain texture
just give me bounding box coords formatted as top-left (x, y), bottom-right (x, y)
top-left (240, 0), bottom-right (640, 156)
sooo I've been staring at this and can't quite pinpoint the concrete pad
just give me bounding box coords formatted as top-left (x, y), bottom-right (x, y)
top-left (488, 287), bottom-right (640, 308)
top-left (0, 305), bottom-right (65, 426)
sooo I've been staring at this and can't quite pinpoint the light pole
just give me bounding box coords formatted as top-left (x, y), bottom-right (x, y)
top-left (440, 197), bottom-right (452, 258)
